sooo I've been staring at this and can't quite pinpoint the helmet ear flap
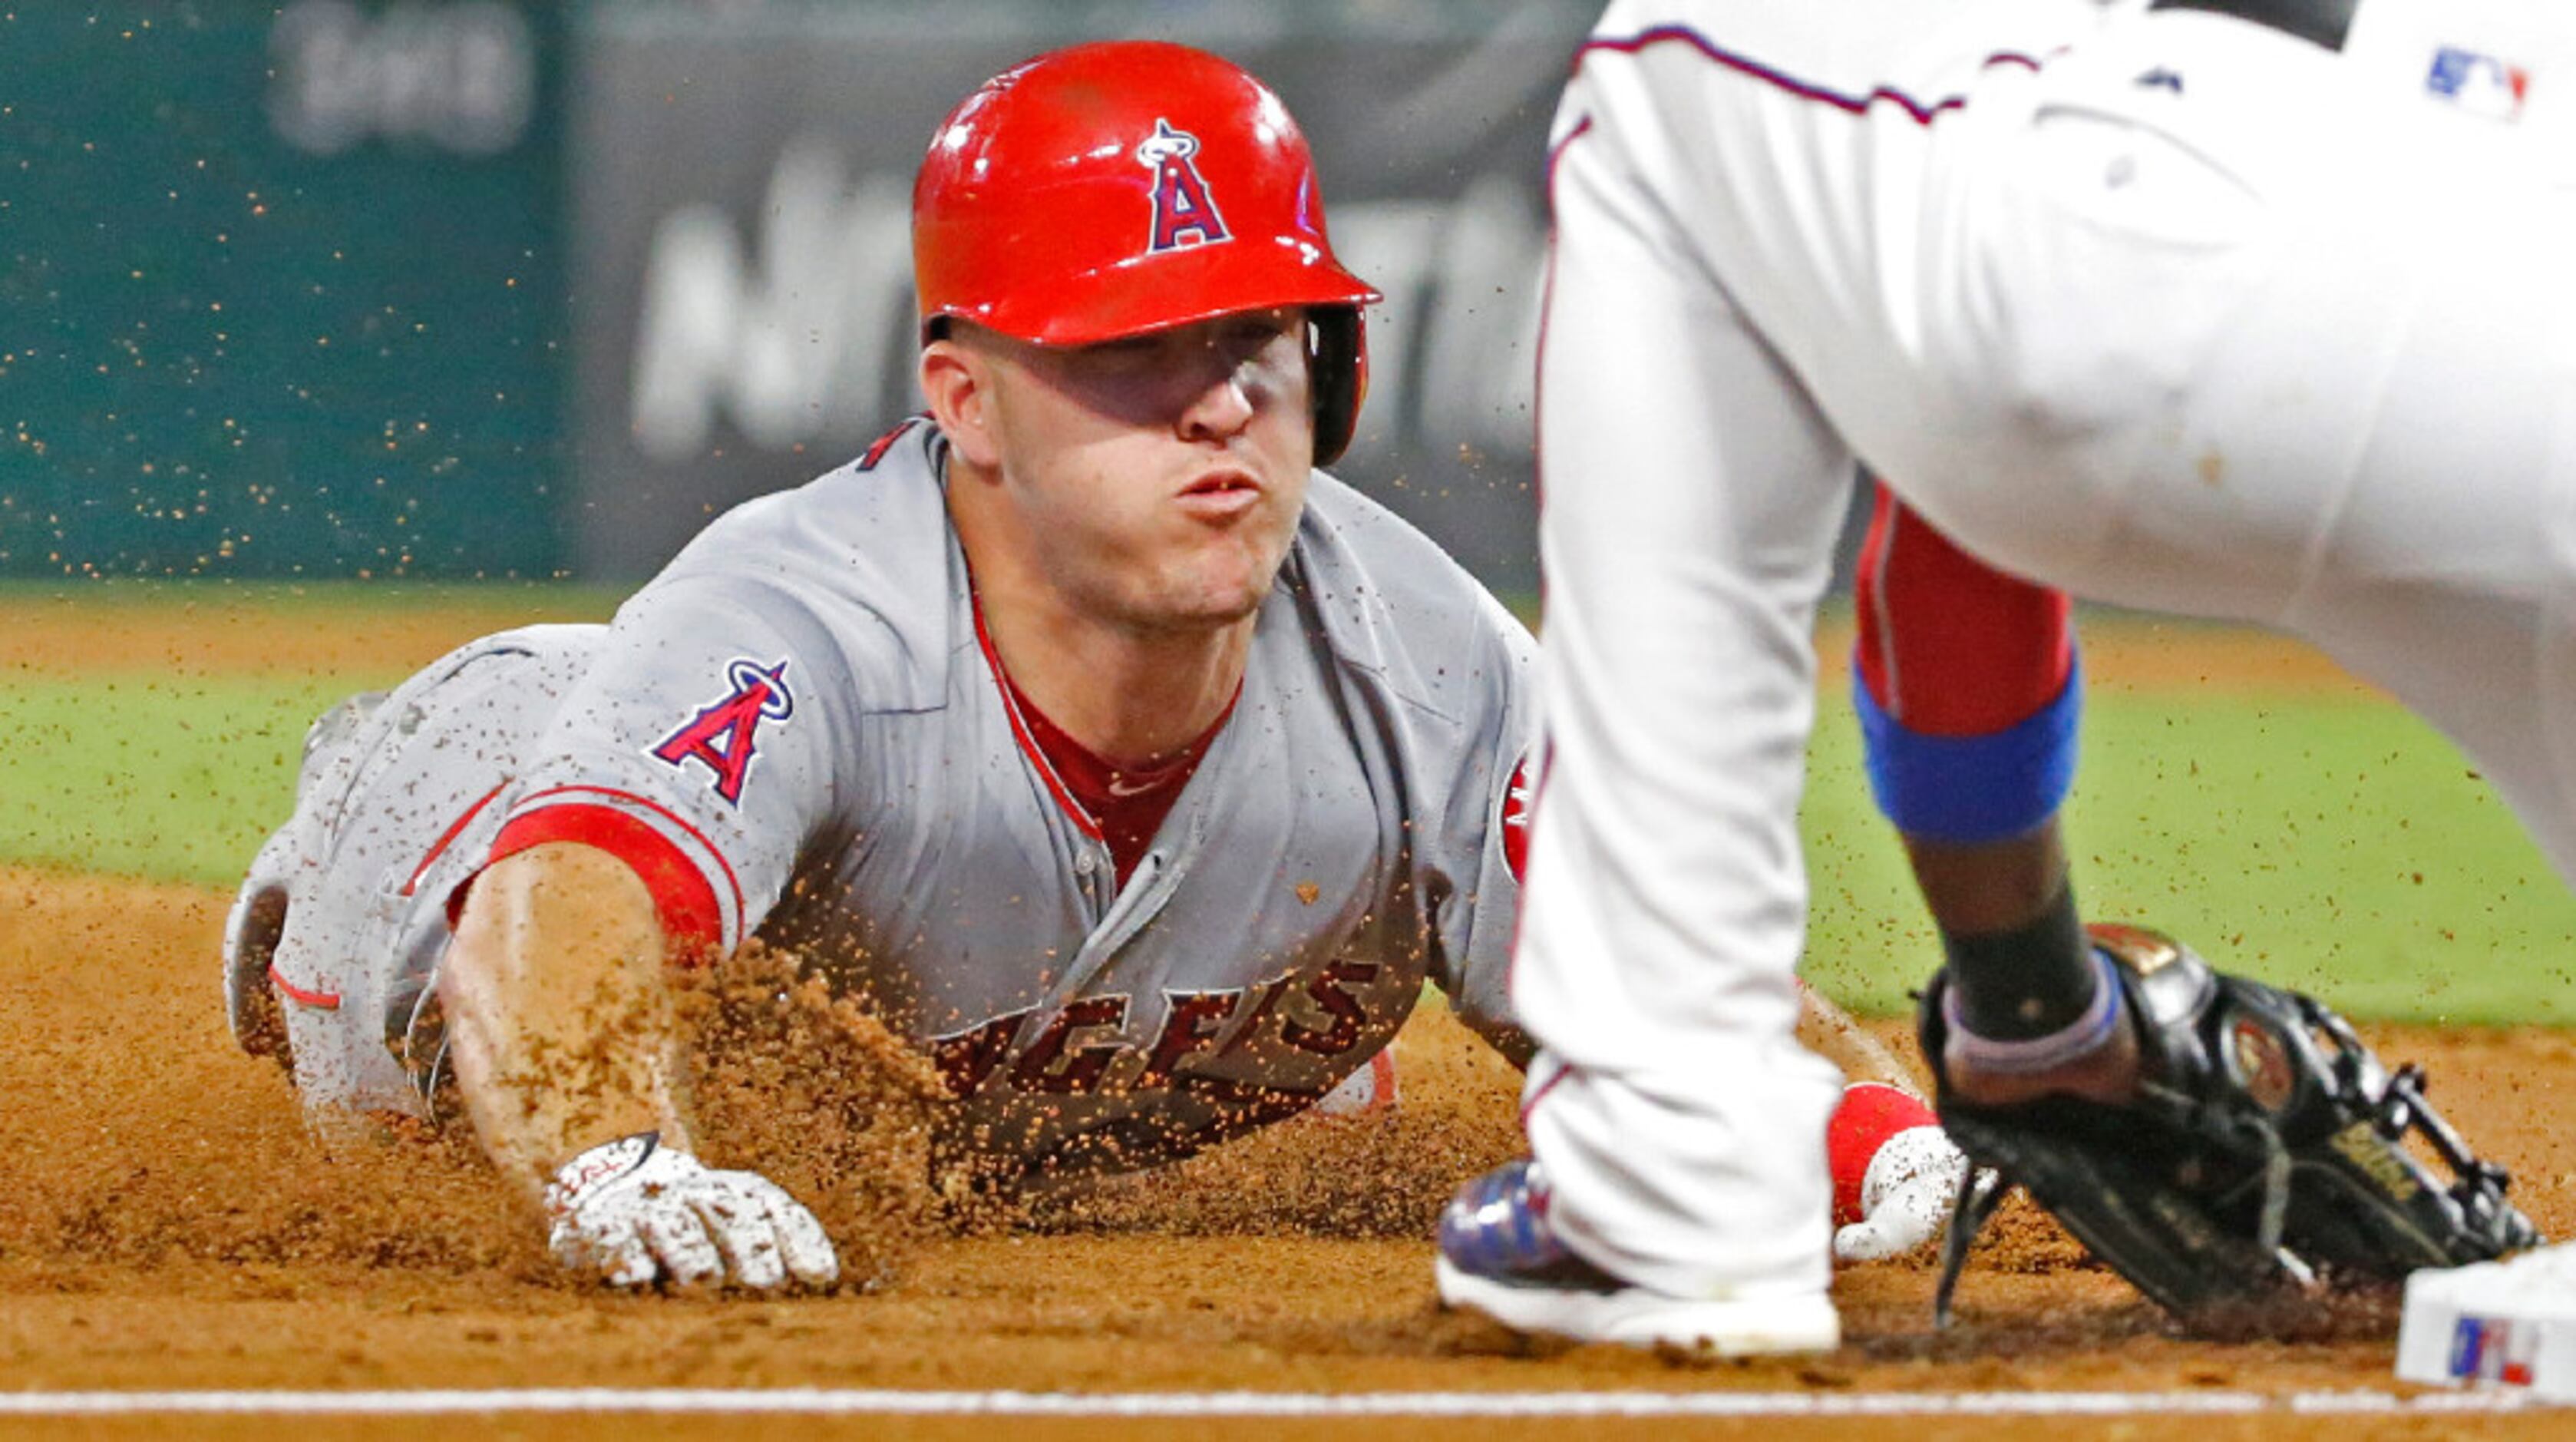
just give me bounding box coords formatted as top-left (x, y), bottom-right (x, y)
top-left (1308, 306), bottom-right (1367, 468)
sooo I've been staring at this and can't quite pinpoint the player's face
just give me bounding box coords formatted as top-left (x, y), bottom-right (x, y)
top-left (977, 309), bottom-right (1314, 631)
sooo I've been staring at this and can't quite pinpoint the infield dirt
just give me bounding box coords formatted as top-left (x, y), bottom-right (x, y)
top-left (5, 866), bottom-right (2575, 1440)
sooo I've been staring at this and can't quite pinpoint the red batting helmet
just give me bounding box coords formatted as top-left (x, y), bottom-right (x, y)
top-left (913, 40), bottom-right (1379, 465)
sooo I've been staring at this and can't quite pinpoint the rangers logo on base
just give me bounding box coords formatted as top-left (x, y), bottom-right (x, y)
top-left (1138, 118), bottom-right (1230, 253)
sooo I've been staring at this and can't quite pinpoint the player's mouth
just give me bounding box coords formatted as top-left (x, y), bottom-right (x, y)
top-left (1175, 468), bottom-right (1263, 521)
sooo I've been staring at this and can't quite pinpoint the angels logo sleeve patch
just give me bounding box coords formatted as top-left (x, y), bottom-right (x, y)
top-left (651, 657), bottom-right (794, 805)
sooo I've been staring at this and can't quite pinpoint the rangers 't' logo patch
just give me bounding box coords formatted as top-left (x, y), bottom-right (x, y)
top-left (651, 658), bottom-right (793, 805)
top-left (1137, 117), bottom-right (1230, 253)
top-left (1499, 750), bottom-right (1536, 882)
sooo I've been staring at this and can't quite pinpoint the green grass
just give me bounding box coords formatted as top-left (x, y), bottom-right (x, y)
top-left (3, 670), bottom-right (414, 885)
top-left (1802, 689), bottom-right (2576, 1026)
top-left (0, 580), bottom-right (636, 643)
top-left (1, 580), bottom-right (619, 883)
top-left (0, 578), bottom-right (631, 611)
top-left (10, 597), bottom-right (2574, 1025)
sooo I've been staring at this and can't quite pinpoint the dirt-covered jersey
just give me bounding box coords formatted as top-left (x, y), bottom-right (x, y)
top-left (247, 418), bottom-right (1534, 1187)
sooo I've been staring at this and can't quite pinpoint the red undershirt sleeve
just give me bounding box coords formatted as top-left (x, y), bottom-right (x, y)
top-left (483, 802), bottom-right (725, 959)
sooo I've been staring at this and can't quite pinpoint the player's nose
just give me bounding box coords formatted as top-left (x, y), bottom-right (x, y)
top-left (1176, 362), bottom-right (1259, 444)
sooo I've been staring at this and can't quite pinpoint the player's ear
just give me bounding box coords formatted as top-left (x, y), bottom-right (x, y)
top-left (920, 337), bottom-right (1002, 471)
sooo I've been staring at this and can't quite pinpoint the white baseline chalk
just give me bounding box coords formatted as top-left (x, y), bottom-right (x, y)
top-left (0, 1388), bottom-right (2555, 1417)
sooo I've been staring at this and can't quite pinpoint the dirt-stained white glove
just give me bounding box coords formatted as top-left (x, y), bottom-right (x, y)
top-left (1834, 1124), bottom-right (1970, 1263)
top-left (544, 1132), bottom-right (838, 1289)
top-left (1826, 1081), bottom-right (1970, 1264)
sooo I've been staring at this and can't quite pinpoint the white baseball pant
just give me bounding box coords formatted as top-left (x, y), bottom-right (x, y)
top-left (1519, 0), bottom-right (2576, 1295)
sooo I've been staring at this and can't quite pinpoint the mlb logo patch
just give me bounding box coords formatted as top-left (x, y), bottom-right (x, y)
top-left (2426, 45), bottom-right (2531, 122)
top-left (2449, 1314), bottom-right (2539, 1387)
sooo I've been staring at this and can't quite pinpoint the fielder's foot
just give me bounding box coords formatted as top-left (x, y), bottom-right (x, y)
top-left (1433, 1159), bottom-right (1841, 1355)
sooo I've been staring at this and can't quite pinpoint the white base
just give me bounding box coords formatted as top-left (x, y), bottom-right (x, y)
top-left (1434, 1257), bottom-right (1839, 1355)
top-left (2396, 1244), bottom-right (2576, 1399)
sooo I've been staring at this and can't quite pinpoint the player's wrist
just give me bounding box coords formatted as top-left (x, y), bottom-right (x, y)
top-left (544, 1130), bottom-right (678, 1216)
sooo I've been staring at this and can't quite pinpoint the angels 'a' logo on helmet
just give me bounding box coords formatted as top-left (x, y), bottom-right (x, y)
top-left (1136, 117), bottom-right (1231, 253)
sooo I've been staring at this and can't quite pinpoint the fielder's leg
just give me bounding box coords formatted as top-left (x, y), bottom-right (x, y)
top-left (1853, 491), bottom-right (2095, 1033)
top-left (1435, 71), bottom-right (1849, 1353)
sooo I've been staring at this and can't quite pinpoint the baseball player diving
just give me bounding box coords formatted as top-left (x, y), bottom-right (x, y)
top-left (1436, 0), bottom-right (2559, 1352)
top-left (221, 41), bottom-right (1963, 1291)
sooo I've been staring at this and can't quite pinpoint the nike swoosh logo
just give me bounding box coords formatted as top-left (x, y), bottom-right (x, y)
top-left (1105, 775), bottom-right (1157, 799)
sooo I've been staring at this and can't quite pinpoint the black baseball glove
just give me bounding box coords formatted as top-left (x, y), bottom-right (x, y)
top-left (1921, 924), bottom-right (2538, 1337)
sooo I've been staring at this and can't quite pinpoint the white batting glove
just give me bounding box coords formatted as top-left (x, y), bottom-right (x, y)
top-left (1832, 1124), bottom-right (1970, 1264)
top-left (543, 1132), bottom-right (839, 1289)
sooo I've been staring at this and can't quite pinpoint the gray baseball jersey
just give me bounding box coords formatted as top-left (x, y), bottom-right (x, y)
top-left (230, 418), bottom-right (1535, 1188)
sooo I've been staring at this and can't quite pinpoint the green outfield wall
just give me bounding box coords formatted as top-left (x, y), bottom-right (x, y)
top-left (5, 1), bottom-right (1631, 587)
top-left (7, 1), bottom-right (1871, 588)
top-left (2, 2), bottom-right (569, 579)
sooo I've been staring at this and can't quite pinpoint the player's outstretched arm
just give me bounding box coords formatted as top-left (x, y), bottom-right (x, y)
top-left (443, 842), bottom-right (687, 1192)
top-left (441, 842), bottom-right (839, 1289)
top-left (1795, 977), bottom-right (1919, 1093)
top-left (1792, 979), bottom-right (1971, 1264)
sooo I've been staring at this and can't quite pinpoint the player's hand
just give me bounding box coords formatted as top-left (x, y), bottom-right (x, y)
top-left (1835, 1124), bottom-right (1970, 1262)
top-left (543, 1131), bottom-right (839, 1289)
top-left (1826, 1082), bottom-right (1969, 1264)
